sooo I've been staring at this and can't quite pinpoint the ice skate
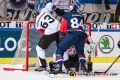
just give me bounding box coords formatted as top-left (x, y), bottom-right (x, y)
top-left (35, 67), bottom-right (47, 72)
top-left (51, 64), bottom-right (62, 74)
top-left (80, 63), bottom-right (88, 75)
top-left (35, 67), bottom-right (50, 75)
top-left (65, 68), bottom-right (73, 74)
top-left (81, 63), bottom-right (87, 71)
top-left (87, 62), bottom-right (93, 73)
top-left (78, 56), bottom-right (87, 74)
top-left (49, 61), bottom-right (58, 74)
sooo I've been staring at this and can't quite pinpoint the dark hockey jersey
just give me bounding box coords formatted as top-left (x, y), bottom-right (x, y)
top-left (9, 0), bottom-right (28, 10)
top-left (59, 12), bottom-right (87, 38)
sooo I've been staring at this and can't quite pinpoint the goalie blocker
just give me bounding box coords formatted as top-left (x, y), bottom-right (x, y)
top-left (49, 54), bottom-right (93, 73)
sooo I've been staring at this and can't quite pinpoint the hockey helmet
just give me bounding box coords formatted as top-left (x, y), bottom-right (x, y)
top-left (69, 5), bottom-right (77, 12)
top-left (45, 2), bottom-right (56, 12)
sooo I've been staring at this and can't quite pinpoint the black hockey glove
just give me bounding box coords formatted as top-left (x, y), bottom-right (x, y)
top-left (55, 8), bottom-right (65, 16)
top-left (32, 12), bottom-right (39, 18)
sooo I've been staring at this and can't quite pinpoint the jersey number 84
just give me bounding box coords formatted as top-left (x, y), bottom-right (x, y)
top-left (70, 18), bottom-right (84, 28)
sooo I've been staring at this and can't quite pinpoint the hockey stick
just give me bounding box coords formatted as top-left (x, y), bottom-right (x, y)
top-left (87, 23), bottom-right (101, 62)
top-left (94, 55), bottom-right (120, 73)
top-left (93, 23), bottom-right (101, 43)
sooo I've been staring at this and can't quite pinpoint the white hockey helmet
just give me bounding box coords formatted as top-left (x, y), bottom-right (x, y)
top-left (45, 2), bottom-right (56, 13)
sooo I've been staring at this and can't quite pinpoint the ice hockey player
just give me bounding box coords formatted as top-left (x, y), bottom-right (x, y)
top-left (49, 35), bottom-right (94, 74)
top-left (35, 2), bottom-right (61, 71)
top-left (53, 5), bottom-right (88, 74)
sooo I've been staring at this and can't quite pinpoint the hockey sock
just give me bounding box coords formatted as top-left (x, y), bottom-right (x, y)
top-left (39, 57), bottom-right (47, 68)
top-left (56, 54), bottom-right (63, 65)
top-left (78, 54), bottom-right (86, 63)
top-left (64, 60), bottom-right (70, 69)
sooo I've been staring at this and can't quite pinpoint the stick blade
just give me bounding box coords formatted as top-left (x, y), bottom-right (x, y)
top-left (94, 71), bottom-right (106, 74)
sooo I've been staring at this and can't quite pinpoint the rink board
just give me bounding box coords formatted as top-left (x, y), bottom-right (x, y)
top-left (0, 27), bottom-right (120, 64)
top-left (1, 63), bottom-right (120, 79)
top-left (0, 57), bottom-right (120, 64)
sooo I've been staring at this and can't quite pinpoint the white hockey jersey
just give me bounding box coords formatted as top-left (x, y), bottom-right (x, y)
top-left (36, 3), bottom-right (60, 35)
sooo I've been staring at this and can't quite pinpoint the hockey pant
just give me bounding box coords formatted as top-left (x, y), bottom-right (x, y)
top-left (55, 33), bottom-right (86, 65)
top-left (36, 32), bottom-right (59, 68)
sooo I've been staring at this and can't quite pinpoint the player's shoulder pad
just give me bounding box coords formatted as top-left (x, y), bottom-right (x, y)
top-left (62, 12), bottom-right (70, 19)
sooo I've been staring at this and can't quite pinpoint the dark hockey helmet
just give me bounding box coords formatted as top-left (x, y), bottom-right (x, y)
top-left (69, 5), bottom-right (77, 12)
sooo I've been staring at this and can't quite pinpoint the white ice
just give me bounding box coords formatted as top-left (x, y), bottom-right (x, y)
top-left (0, 63), bottom-right (120, 80)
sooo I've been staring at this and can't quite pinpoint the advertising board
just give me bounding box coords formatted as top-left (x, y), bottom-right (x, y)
top-left (0, 21), bottom-right (120, 63)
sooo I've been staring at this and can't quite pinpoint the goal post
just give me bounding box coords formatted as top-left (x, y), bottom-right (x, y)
top-left (3, 21), bottom-right (36, 71)
top-left (3, 21), bottom-right (92, 71)
top-left (84, 22), bottom-right (92, 62)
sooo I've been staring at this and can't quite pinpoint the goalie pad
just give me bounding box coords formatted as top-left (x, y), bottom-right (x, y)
top-left (84, 43), bottom-right (98, 58)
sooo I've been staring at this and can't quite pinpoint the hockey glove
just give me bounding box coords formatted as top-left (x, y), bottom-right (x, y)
top-left (32, 12), bottom-right (39, 18)
top-left (59, 31), bottom-right (65, 42)
top-left (52, 5), bottom-right (57, 11)
top-left (85, 43), bottom-right (97, 57)
top-left (55, 8), bottom-right (65, 16)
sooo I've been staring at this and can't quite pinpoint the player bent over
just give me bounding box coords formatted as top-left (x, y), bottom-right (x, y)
top-left (35, 2), bottom-right (61, 71)
top-left (53, 5), bottom-right (88, 74)
top-left (51, 46), bottom-right (81, 73)
top-left (49, 35), bottom-right (95, 74)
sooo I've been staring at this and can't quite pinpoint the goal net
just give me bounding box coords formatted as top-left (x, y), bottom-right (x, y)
top-left (3, 21), bottom-right (92, 71)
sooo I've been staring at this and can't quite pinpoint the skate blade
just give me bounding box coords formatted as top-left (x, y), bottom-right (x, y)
top-left (38, 71), bottom-right (49, 75)
top-left (49, 74), bottom-right (69, 78)
top-left (49, 74), bottom-right (62, 78)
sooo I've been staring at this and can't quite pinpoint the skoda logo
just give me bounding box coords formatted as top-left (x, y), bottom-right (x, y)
top-left (99, 35), bottom-right (114, 54)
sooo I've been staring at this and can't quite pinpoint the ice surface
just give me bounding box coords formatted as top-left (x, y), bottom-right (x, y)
top-left (0, 63), bottom-right (120, 80)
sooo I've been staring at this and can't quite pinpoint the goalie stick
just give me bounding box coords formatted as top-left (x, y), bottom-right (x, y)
top-left (94, 55), bottom-right (120, 74)
top-left (86, 23), bottom-right (101, 62)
